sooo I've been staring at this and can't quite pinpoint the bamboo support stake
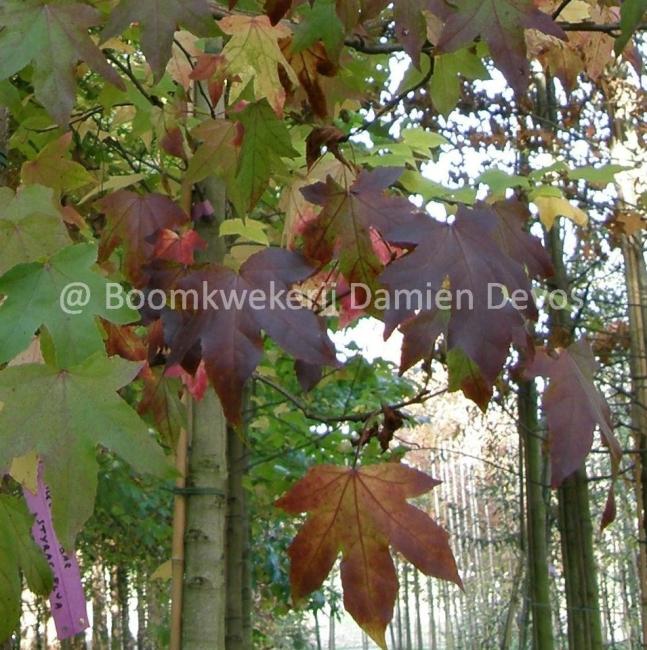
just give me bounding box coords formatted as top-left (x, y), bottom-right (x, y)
top-left (170, 405), bottom-right (190, 650)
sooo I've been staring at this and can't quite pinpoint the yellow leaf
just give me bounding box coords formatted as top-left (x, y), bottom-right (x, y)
top-left (534, 196), bottom-right (588, 230)
top-left (10, 451), bottom-right (39, 495)
top-left (79, 173), bottom-right (147, 205)
top-left (560, 0), bottom-right (591, 22)
top-left (151, 560), bottom-right (172, 581)
top-left (219, 15), bottom-right (298, 114)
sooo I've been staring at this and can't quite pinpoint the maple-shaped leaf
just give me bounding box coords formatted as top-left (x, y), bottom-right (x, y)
top-left (0, 244), bottom-right (137, 368)
top-left (234, 100), bottom-right (299, 213)
top-left (21, 133), bottom-right (95, 195)
top-left (281, 41), bottom-right (338, 119)
top-left (394, 0), bottom-right (433, 67)
top-left (0, 354), bottom-right (172, 548)
top-left (381, 202), bottom-right (537, 406)
top-left (97, 191), bottom-right (188, 286)
top-left (291, 0), bottom-right (345, 61)
top-left (165, 248), bottom-right (337, 424)
top-left (399, 307), bottom-right (449, 373)
top-left (219, 15), bottom-right (299, 114)
top-left (300, 168), bottom-right (421, 289)
top-left (184, 118), bottom-right (242, 188)
top-left (152, 229), bottom-right (207, 265)
top-left (276, 462), bottom-right (461, 648)
top-left (138, 365), bottom-right (186, 450)
top-left (0, 184), bottom-right (70, 276)
top-left (435, 0), bottom-right (564, 94)
top-left (616, 0), bottom-right (647, 54)
top-left (265, 0), bottom-right (295, 24)
top-left (490, 199), bottom-right (554, 279)
top-left (102, 0), bottom-right (215, 81)
top-left (0, 495), bottom-right (53, 641)
top-left (524, 339), bottom-right (622, 487)
top-left (0, 0), bottom-right (125, 124)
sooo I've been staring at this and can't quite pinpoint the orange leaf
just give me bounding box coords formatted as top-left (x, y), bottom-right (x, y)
top-left (276, 462), bottom-right (461, 648)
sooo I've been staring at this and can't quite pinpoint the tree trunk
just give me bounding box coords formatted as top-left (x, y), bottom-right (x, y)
top-left (403, 563), bottom-right (412, 650)
top-left (519, 379), bottom-right (555, 649)
top-left (178, 35), bottom-right (253, 650)
top-left (180, 392), bottom-right (229, 650)
top-left (136, 577), bottom-right (146, 650)
top-left (545, 221), bottom-right (604, 649)
top-left (110, 568), bottom-right (122, 649)
top-left (427, 577), bottom-right (437, 650)
top-left (611, 103), bottom-right (647, 645)
top-left (539, 73), bottom-right (603, 650)
top-left (92, 564), bottom-right (109, 649)
top-left (413, 569), bottom-right (423, 650)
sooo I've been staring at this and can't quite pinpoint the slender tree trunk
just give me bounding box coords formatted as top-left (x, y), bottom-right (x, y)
top-left (328, 607), bottom-right (336, 650)
top-left (612, 126), bottom-right (647, 646)
top-left (547, 224), bottom-right (604, 649)
top-left (501, 557), bottom-right (524, 649)
top-left (427, 577), bottom-right (437, 650)
top-left (413, 570), bottom-right (423, 650)
top-left (403, 563), bottom-right (412, 650)
top-left (226, 426), bottom-right (251, 649)
top-left (314, 610), bottom-right (322, 650)
top-left (110, 568), bottom-right (122, 649)
top-left (181, 392), bottom-right (229, 650)
top-left (92, 565), bottom-right (109, 649)
top-left (145, 579), bottom-right (165, 649)
top-left (519, 379), bottom-right (555, 649)
top-left (539, 73), bottom-right (603, 650)
top-left (136, 577), bottom-right (146, 650)
top-left (179, 35), bottom-right (251, 650)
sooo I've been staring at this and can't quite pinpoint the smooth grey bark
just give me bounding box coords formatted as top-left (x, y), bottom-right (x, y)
top-left (181, 391), bottom-right (229, 650)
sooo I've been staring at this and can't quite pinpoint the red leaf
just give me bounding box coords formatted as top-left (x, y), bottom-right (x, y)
top-left (160, 127), bottom-right (186, 160)
top-left (165, 248), bottom-right (338, 424)
top-left (305, 126), bottom-right (346, 170)
top-left (265, 0), bottom-right (293, 24)
top-left (381, 201), bottom-right (537, 404)
top-left (490, 199), bottom-right (554, 279)
top-left (435, 0), bottom-right (565, 94)
top-left (524, 339), bottom-right (622, 487)
top-left (300, 168), bottom-right (421, 289)
top-left (97, 191), bottom-right (188, 286)
top-left (276, 462), bottom-right (461, 648)
top-left (152, 229), bottom-right (207, 265)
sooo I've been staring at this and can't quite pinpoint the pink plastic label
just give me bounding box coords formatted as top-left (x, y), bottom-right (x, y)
top-left (23, 469), bottom-right (89, 640)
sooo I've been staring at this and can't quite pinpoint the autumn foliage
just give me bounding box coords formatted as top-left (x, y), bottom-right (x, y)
top-left (0, 0), bottom-right (640, 643)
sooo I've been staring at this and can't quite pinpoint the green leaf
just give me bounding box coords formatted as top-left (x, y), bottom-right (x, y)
top-left (220, 218), bottom-right (270, 245)
top-left (0, 355), bottom-right (173, 548)
top-left (0, 0), bottom-right (125, 124)
top-left (399, 170), bottom-right (477, 205)
top-left (0, 184), bottom-right (71, 276)
top-left (291, 0), bottom-right (344, 60)
top-left (102, 0), bottom-right (215, 81)
top-left (234, 100), bottom-right (298, 213)
top-left (219, 14), bottom-right (298, 114)
top-left (430, 47), bottom-right (489, 116)
top-left (476, 169), bottom-right (530, 197)
top-left (615, 0), bottom-right (647, 54)
top-left (402, 128), bottom-right (448, 153)
top-left (0, 243), bottom-right (137, 367)
top-left (568, 164), bottom-right (628, 188)
top-left (0, 495), bottom-right (53, 642)
top-left (446, 348), bottom-right (490, 411)
top-left (21, 133), bottom-right (96, 194)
